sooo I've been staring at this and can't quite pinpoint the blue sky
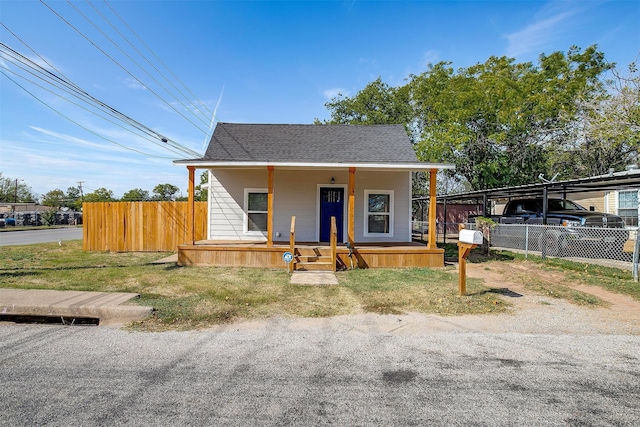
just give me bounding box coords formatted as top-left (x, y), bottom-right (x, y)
top-left (1, 0), bottom-right (639, 200)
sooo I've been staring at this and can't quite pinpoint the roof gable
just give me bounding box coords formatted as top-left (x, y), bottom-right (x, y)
top-left (200, 123), bottom-right (418, 164)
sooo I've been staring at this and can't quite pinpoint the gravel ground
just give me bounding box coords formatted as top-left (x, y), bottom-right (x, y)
top-left (1, 310), bottom-right (639, 426)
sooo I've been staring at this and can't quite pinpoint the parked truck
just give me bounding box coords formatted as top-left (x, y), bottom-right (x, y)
top-left (474, 198), bottom-right (628, 257)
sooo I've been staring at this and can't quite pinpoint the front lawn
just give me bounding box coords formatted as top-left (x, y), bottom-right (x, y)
top-left (1, 240), bottom-right (509, 330)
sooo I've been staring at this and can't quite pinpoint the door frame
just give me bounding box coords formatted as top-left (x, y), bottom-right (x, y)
top-left (316, 184), bottom-right (348, 243)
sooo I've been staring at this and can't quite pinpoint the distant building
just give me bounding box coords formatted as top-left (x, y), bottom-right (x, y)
top-left (0, 203), bottom-right (55, 215)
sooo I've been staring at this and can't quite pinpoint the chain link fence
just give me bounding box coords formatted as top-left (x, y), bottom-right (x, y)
top-left (412, 220), bottom-right (638, 274)
top-left (489, 224), bottom-right (633, 263)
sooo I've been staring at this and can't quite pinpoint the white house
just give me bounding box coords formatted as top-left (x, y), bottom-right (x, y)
top-left (174, 123), bottom-right (454, 269)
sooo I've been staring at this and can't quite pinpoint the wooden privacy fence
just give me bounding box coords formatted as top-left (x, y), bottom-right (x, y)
top-left (83, 201), bottom-right (207, 252)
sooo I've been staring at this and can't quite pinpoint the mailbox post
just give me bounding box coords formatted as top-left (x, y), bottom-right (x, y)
top-left (457, 225), bottom-right (483, 296)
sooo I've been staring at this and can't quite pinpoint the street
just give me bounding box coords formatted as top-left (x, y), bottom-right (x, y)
top-left (0, 227), bottom-right (83, 246)
top-left (1, 318), bottom-right (638, 426)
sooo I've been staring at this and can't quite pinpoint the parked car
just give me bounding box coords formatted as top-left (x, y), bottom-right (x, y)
top-left (477, 198), bottom-right (628, 257)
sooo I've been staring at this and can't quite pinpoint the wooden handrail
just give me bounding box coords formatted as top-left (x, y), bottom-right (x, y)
top-left (330, 216), bottom-right (337, 272)
top-left (289, 216), bottom-right (296, 273)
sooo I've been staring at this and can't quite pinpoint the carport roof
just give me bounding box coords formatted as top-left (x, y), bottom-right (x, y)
top-left (428, 169), bottom-right (640, 203)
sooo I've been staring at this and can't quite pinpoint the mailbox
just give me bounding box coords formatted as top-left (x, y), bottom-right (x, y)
top-left (459, 229), bottom-right (483, 245)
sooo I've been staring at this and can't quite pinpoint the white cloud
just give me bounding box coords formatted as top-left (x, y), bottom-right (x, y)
top-left (503, 1), bottom-right (591, 58)
top-left (359, 57), bottom-right (379, 67)
top-left (124, 77), bottom-right (146, 90)
top-left (505, 12), bottom-right (573, 57)
top-left (28, 123), bottom-right (190, 160)
top-left (323, 88), bottom-right (349, 99)
top-left (29, 126), bottom-right (128, 153)
top-left (422, 50), bottom-right (440, 67)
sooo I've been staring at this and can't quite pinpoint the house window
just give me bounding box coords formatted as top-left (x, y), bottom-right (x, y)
top-left (245, 189), bottom-right (268, 233)
top-left (364, 190), bottom-right (393, 236)
top-left (618, 190), bottom-right (638, 227)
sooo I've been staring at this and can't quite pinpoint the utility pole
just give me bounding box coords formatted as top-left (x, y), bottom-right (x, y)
top-left (77, 181), bottom-right (84, 201)
top-left (13, 178), bottom-right (23, 215)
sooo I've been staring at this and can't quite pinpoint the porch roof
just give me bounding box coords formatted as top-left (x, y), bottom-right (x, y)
top-left (172, 160), bottom-right (454, 171)
top-left (173, 122), bottom-right (454, 171)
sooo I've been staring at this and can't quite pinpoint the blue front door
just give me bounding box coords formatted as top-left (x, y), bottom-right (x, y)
top-left (320, 187), bottom-right (344, 242)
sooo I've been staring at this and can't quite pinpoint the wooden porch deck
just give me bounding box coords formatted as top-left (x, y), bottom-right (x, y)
top-left (177, 240), bottom-right (445, 269)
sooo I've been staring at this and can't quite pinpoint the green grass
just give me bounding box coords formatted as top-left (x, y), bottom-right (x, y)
top-left (0, 240), bottom-right (511, 331)
top-left (338, 268), bottom-right (507, 315)
top-left (3, 241), bottom-right (635, 331)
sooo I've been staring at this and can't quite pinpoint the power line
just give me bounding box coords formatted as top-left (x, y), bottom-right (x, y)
top-left (1, 69), bottom-right (177, 159)
top-left (39, 0), bottom-right (212, 137)
top-left (102, 0), bottom-right (216, 122)
top-left (88, 0), bottom-right (216, 124)
top-left (0, 61), bottom-right (190, 158)
top-left (0, 46), bottom-right (194, 158)
top-left (67, 0), bottom-right (212, 130)
top-left (2, 1), bottom-right (212, 159)
top-left (0, 39), bottom-right (201, 158)
top-left (0, 47), bottom-right (191, 157)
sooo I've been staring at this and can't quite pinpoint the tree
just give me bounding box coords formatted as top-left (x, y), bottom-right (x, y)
top-left (174, 172), bottom-right (209, 201)
top-left (0, 173), bottom-right (37, 203)
top-left (41, 210), bottom-right (57, 226)
top-left (152, 183), bottom-right (179, 201)
top-left (41, 189), bottom-right (66, 208)
top-left (411, 46), bottom-right (610, 189)
top-left (84, 188), bottom-right (115, 202)
top-left (552, 60), bottom-right (640, 176)
top-left (195, 171), bottom-right (208, 201)
top-left (319, 78), bottom-right (416, 140)
top-left (66, 186), bottom-right (82, 210)
top-left (122, 188), bottom-right (150, 201)
top-left (323, 45), bottom-right (612, 191)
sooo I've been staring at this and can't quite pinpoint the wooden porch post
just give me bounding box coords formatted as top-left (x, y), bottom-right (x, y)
top-left (267, 166), bottom-right (274, 247)
top-left (428, 168), bottom-right (437, 249)
top-left (348, 167), bottom-right (356, 245)
top-left (187, 166), bottom-right (195, 245)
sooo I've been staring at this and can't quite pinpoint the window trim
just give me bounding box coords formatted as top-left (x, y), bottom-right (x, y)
top-left (364, 189), bottom-right (394, 237)
top-left (244, 188), bottom-right (268, 235)
top-left (617, 189), bottom-right (639, 227)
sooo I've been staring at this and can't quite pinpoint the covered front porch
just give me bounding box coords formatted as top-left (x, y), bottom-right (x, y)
top-left (179, 166), bottom-right (444, 269)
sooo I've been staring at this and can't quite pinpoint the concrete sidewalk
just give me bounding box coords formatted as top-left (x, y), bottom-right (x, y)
top-left (290, 271), bottom-right (339, 285)
top-left (0, 289), bottom-right (153, 326)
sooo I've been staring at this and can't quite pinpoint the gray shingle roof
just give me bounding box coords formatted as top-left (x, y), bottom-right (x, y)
top-left (199, 123), bottom-right (418, 163)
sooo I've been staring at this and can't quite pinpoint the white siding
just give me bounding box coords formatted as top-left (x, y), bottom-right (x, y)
top-left (571, 191), bottom-right (605, 212)
top-left (605, 192), bottom-right (613, 214)
top-left (208, 168), bottom-right (268, 241)
top-left (355, 170), bottom-right (412, 242)
top-left (207, 168), bottom-right (412, 243)
top-left (272, 169), bottom-right (329, 242)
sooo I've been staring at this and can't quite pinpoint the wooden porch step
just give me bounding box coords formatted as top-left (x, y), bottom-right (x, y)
top-left (294, 247), bottom-right (331, 256)
top-left (293, 246), bottom-right (334, 271)
top-left (295, 255), bottom-right (332, 262)
top-left (295, 261), bottom-right (335, 271)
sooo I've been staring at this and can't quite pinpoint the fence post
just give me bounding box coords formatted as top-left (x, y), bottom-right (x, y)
top-left (633, 228), bottom-right (640, 282)
top-left (525, 225), bottom-right (529, 258)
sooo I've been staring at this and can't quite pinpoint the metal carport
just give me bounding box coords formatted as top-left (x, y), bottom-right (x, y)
top-left (430, 168), bottom-right (640, 225)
